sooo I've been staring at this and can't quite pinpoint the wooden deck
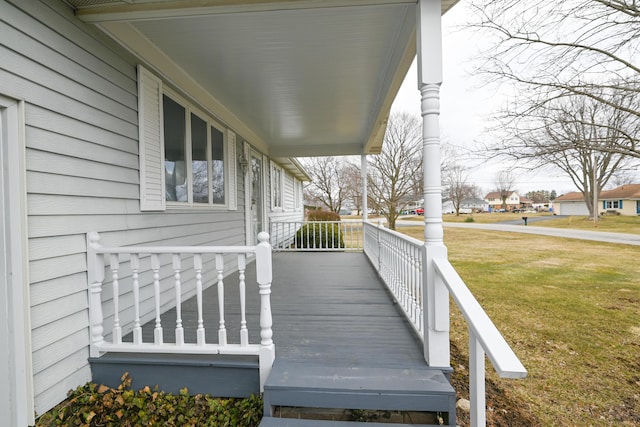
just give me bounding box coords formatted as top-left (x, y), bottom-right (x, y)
top-left (96, 252), bottom-right (456, 425)
top-left (140, 252), bottom-right (426, 369)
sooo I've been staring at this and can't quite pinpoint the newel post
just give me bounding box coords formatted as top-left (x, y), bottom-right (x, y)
top-left (418, 0), bottom-right (450, 368)
top-left (86, 232), bottom-right (105, 357)
top-left (256, 232), bottom-right (275, 391)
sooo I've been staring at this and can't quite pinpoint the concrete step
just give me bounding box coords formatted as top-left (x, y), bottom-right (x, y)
top-left (259, 418), bottom-right (441, 427)
top-left (263, 361), bottom-right (456, 426)
top-left (89, 352), bottom-right (259, 397)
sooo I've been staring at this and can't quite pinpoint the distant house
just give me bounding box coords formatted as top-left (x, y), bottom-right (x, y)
top-left (553, 192), bottom-right (590, 216)
top-left (600, 184), bottom-right (640, 215)
top-left (484, 191), bottom-right (530, 212)
top-left (443, 198), bottom-right (488, 214)
top-left (554, 184), bottom-right (640, 216)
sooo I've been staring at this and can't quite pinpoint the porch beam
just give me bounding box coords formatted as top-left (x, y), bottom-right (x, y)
top-left (417, 0), bottom-right (450, 368)
top-left (76, 0), bottom-right (417, 23)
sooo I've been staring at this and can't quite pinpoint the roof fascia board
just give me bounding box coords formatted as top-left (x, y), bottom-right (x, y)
top-left (270, 143), bottom-right (364, 158)
top-left (273, 157), bottom-right (312, 181)
top-left (97, 21), bottom-right (269, 154)
top-left (76, 0), bottom-right (416, 23)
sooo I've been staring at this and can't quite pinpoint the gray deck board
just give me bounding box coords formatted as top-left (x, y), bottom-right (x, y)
top-left (138, 252), bottom-right (426, 369)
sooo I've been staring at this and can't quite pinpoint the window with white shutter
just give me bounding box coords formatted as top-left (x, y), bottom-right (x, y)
top-left (137, 65), bottom-right (237, 211)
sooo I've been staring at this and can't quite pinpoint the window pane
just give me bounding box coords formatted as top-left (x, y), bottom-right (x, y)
top-left (273, 166), bottom-right (282, 208)
top-left (211, 126), bottom-right (225, 204)
top-left (163, 95), bottom-right (187, 202)
top-left (191, 114), bottom-right (209, 203)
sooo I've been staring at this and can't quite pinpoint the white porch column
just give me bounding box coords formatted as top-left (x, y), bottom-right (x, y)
top-left (417, 0), bottom-right (450, 368)
top-left (361, 154), bottom-right (368, 220)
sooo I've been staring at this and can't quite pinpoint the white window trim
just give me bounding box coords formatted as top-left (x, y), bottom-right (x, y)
top-left (270, 161), bottom-right (284, 211)
top-left (0, 95), bottom-right (34, 426)
top-left (294, 179), bottom-right (301, 211)
top-left (138, 65), bottom-right (237, 211)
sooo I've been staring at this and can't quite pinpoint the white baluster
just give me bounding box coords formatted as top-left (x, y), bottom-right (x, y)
top-left (216, 254), bottom-right (227, 345)
top-left (238, 254), bottom-right (249, 347)
top-left (469, 330), bottom-right (486, 427)
top-left (131, 254), bottom-right (142, 345)
top-left (173, 254), bottom-right (184, 346)
top-left (194, 254), bottom-right (205, 346)
top-left (110, 254), bottom-right (122, 344)
top-left (151, 254), bottom-right (163, 345)
top-left (87, 232), bottom-right (105, 357)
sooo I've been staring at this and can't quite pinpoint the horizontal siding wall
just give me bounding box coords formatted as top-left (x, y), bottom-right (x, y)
top-left (268, 169), bottom-right (305, 226)
top-left (2, 0), bottom-right (247, 416)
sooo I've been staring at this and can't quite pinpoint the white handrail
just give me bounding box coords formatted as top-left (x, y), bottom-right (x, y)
top-left (86, 231), bottom-right (275, 391)
top-left (433, 257), bottom-right (528, 379)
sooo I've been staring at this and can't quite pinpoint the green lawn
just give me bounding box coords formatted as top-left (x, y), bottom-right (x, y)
top-left (400, 226), bottom-right (640, 426)
top-left (533, 214), bottom-right (640, 234)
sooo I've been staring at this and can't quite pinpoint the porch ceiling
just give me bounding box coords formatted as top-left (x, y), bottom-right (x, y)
top-left (69, 0), bottom-right (459, 157)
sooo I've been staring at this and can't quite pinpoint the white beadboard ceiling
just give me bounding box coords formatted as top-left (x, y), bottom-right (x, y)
top-left (71, 0), bottom-right (459, 157)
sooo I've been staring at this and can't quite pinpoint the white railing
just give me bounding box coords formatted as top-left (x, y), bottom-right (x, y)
top-left (433, 258), bottom-right (527, 427)
top-left (86, 231), bottom-right (275, 390)
top-left (363, 221), bottom-right (423, 337)
top-left (363, 221), bottom-right (527, 427)
top-left (270, 220), bottom-right (364, 251)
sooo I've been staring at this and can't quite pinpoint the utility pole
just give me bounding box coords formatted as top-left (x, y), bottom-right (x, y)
top-left (592, 152), bottom-right (598, 227)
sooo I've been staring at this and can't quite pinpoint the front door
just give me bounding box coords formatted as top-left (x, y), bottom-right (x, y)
top-left (637, 200), bottom-right (640, 215)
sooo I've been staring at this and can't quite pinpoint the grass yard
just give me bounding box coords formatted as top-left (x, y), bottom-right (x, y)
top-left (533, 215), bottom-right (640, 234)
top-left (400, 226), bottom-right (640, 426)
top-left (443, 212), bottom-right (554, 224)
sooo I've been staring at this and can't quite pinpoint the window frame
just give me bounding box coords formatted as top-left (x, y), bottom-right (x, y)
top-left (271, 161), bottom-right (284, 211)
top-left (162, 89), bottom-right (230, 210)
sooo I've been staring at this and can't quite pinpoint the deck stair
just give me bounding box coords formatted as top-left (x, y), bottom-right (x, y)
top-left (259, 361), bottom-right (456, 426)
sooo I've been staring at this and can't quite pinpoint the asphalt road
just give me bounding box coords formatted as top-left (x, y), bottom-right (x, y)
top-left (393, 217), bottom-right (640, 247)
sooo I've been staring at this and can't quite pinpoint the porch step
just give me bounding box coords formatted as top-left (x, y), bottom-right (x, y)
top-left (89, 352), bottom-right (259, 397)
top-left (259, 418), bottom-right (437, 427)
top-left (261, 361), bottom-right (456, 426)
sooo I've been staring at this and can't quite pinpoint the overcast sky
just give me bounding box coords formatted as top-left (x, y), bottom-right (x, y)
top-left (390, 1), bottom-right (593, 196)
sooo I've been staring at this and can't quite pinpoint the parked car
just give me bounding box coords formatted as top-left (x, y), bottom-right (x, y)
top-left (412, 207), bottom-right (424, 215)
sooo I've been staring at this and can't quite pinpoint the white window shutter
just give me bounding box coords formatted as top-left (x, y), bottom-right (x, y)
top-left (227, 129), bottom-right (237, 210)
top-left (137, 65), bottom-right (166, 211)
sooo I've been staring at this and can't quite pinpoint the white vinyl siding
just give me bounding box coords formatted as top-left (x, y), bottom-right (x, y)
top-left (267, 167), bottom-right (305, 228)
top-left (2, 0), bottom-right (246, 416)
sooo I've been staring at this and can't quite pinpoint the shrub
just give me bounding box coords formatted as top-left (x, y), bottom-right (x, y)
top-left (295, 222), bottom-right (345, 249)
top-left (36, 373), bottom-right (263, 427)
top-left (307, 210), bottom-right (341, 221)
top-left (464, 216), bottom-right (475, 223)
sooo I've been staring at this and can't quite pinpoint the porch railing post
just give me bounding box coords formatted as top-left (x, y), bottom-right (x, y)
top-left (86, 232), bottom-right (105, 357)
top-left (256, 232), bottom-right (275, 391)
top-left (417, 0), bottom-right (450, 369)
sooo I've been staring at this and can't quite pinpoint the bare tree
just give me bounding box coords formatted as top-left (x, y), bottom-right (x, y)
top-left (495, 169), bottom-right (517, 210)
top-left (342, 162), bottom-right (364, 215)
top-left (443, 164), bottom-right (478, 215)
top-left (488, 95), bottom-right (632, 217)
top-left (368, 113), bottom-right (422, 230)
top-left (467, 0), bottom-right (640, 158)
top-left (302, 156), bottom-right (350, 212)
